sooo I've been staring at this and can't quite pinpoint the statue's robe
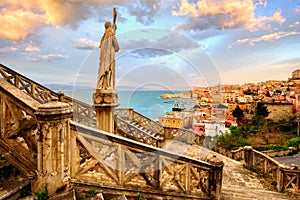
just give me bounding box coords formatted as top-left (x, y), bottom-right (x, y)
top-left (97, 27), bottom-right (119, 89)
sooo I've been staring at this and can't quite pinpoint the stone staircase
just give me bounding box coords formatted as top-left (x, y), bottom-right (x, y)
top-left (222, 186), bottom-right (296, 200)
top-left (127, 120), bottom-right (160, 138)
top-left (184, 144), bottom-right (300, 200)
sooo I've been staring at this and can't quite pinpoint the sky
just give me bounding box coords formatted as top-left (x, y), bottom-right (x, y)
top-left (1, 0), bottom-right (300, 91)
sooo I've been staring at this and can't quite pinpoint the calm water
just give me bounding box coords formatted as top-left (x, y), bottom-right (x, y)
top-left (63, 90), bottom-right (193, 119)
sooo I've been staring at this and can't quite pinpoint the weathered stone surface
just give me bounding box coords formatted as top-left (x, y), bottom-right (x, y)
top-left (0, 79), bottom-right (40, 111)
top-left (33, 98), bottom-right (73, 196)
top-left (35, 97), bottom-right (72, 118)
top-left (184, 144), bottom-right (300, 200)
top-left (49, 189), bottom-right (76, 200)
top-left (117, 195), bottom-right (127, 200)
top-left (93, 89), bottom-right (118, 106)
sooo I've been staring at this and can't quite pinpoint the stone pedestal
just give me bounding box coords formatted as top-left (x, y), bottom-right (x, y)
top-left (93, 89), bottom-right (118, 133)
top-left (34, 98), bottom-right (73, 196)
top-left (204, 154), bottom-right (224, 200)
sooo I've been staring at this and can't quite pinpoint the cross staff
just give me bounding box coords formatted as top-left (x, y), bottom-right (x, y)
top-left (113, 8), bottom-right (117, 26)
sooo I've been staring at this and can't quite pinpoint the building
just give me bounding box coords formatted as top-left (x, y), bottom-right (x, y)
top-left (289, 69), bottom-right (300, 85)
top-left (158, 112), bottom-right (190, 128)
top-left (262, 102), bottom-right (294, 122)
top-left (292, 69), bottom-right (300, 80)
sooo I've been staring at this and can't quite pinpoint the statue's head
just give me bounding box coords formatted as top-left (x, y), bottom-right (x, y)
top-left (104, 22), bottom-right (111, 29)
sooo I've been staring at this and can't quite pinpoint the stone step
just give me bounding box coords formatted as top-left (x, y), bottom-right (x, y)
top-left (222, 186), bottom-right (296, 200)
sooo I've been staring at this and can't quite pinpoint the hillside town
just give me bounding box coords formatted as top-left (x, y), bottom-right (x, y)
top-left (158, 69), bottom-right (300, 137)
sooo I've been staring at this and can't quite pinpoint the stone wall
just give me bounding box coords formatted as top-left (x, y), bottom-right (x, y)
top-left (261, 147), bottom-right (297, 158)
top-left (262, 102), bottom-right (293, 122)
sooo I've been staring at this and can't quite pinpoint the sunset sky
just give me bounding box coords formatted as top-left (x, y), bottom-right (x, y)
top-left (1, 0), bottom-right (300, 90)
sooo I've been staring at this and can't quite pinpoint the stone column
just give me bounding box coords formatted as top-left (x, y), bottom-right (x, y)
top-left (276, 164), bottom-right (286, 192)
top-left (129, 108), bottom-right (134, 121)
top-left (244, 146), bottom-right (254, 167)
top-left (205, 154), bottom-right (224, 200)
top-left (33, 98), bottom-right (72, 196)
top-left (93, 89), bottom-right (118, 133)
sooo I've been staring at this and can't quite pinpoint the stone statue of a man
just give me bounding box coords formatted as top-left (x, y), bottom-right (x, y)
top-left (97, 8), bottom-right (119, 90)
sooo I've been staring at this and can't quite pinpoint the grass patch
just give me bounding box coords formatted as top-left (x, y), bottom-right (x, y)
top-left (266, 145), bottom-right (289, 151)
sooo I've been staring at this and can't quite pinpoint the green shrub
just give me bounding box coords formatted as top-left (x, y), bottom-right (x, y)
top-left (217, 129), bottom-right (251, 150)
top-left (237, 137), bottom-right (251, 147)
top-left (276, 123), bottom-right (293, 132)
top-left (0, 156), bottom-right (7, 163)
top-left (285, 137), bottom-right (300, 147)
top-left (0, 165), bottom-right (18, 180)
top-left (230, 126), bottom-right (243, 137)
top-left (86, 188), bottom-right (96, 198)
top-left (217, 132), bottom-right (235, 150)
top-left (20, 185), bottom-right (31, 198)
top-left (266, 145), bottom-right (288, 151)
top-left (135, 194), bottom-right (144, 200)
top-left (34, 186), bottom-right (49, 200)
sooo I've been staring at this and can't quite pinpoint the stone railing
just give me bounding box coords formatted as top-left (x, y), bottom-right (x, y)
top-left (214, 145), bottom-right (300, 194)
top-left (115, 108), bottom-right (203, 146)
top-left (115, 116), bottom-right (164, 148)
top-left (115, 108), bottom-right (163, 134)
top-left (232, 146), bottom-right (300, 194)
top-left (167, 127), bottom-right (203, 145)
top-left (213, 145), bottom-right (244, 161)
top-left (0, 63), bottom-right (57, 104)
top-left (0, 63), bottom-right (97, 127)
top-left (71, 121), bottom-right (224, 199)
top-left (68, 98), bottom-right (96, 127)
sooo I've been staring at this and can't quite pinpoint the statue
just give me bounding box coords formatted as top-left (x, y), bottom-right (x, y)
top-left (97, 8), bottom-right (119, 90)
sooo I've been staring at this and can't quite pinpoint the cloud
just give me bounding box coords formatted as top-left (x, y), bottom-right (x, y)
top-left (73, 38), bottom-right (98, 50)
top-left (119, 30), bottom-right (199, 58)
top-left (32, 53), bottom-right (68, 61)
top-left (0, 0), bottom-right (162, 41)
top-left (288, 21), bottom-right (300, 28)
top-left (295, 6), bottom-right (300, 13)
top-left (0, 46), bottom-right (19, 53)
top-left (127, 0), bottom-right (161, 25)
top-left (229, 31), bottom-right (300, 47)
top-left (173, 0), bottom-right (285, 31)
top-left (25, 45), bottom-right (40, 52)
top-left (0, 8), bottom-right (47, 40)
top-left (129, 48), bottom-right (172, 58)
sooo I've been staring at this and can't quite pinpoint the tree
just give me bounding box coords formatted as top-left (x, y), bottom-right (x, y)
top-left (254, 102), bottom-right (270, 142)
top-left (255, 102), bottom-right (269, 117)
top-left (232, 106), bottom-right (244, 125)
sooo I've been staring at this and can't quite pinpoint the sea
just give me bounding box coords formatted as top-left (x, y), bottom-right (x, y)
top-left (63, 90), bottom-right (195, 120)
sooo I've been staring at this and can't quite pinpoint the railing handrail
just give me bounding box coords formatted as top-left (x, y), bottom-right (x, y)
top-left (71, 121), bottom-right (214, 168)
top-left (0, 63), bottom-right (58, 103)
top-left (252, 148), bottom-right (282, 167)
top-left (133, 110), bottom-right (161, 126)
top-left (115, 116), bottom-right (163, 141)
top-left (242, 146), bottom-right (300, 193)
top-left (0, 63), bottom-right (97, 126)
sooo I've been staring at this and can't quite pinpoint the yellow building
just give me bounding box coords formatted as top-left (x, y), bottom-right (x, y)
top-left (227, 103), bottom-right (237, 111)
top-left (158, 112), bottom-right (185, 128)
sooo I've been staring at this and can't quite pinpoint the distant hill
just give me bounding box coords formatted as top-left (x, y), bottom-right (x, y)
top-left (45, 84), bottom-right (93, 91)
top-left (45, 84), bottom-right (184, 91)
